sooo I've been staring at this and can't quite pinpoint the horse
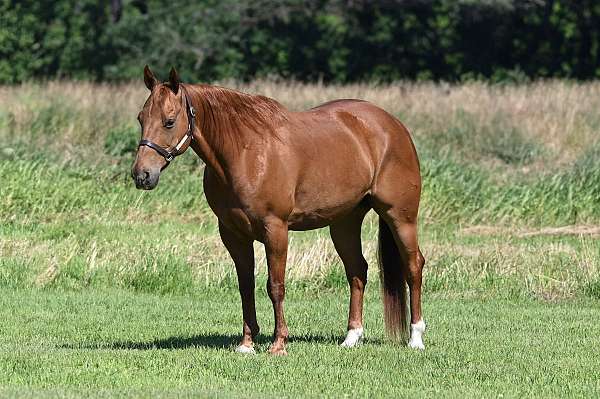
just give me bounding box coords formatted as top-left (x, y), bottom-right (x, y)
top-left (131, 66), bottom-right (426, 355)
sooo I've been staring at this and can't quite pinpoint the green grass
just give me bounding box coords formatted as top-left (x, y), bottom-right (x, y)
top-left (1, 288), bottom-right (599, 398)
top-left (1, 211), bottom-right (599, 299)
top-left (1, 81), bottom-right (600, 397)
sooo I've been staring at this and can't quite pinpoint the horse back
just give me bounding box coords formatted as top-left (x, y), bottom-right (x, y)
top-left (276, 99), bottom-right (419, 229)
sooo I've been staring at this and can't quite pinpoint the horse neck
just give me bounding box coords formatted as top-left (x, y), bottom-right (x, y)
top-left (184, 84), bottom-right (247, 185)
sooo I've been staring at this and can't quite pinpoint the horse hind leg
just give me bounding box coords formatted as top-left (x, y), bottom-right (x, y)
top-left (377, 213), bottom-right (426, 349)
top-left (329, 205), bottom-right (370, 348)
top-left (371, 179), bottom-right (426, 349)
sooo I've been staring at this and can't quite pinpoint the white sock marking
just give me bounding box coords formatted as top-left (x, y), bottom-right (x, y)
top-left (235, 344), bottom-right (256, 354)
top-left (408, 319), bottom-right (426, 350)
top-left (341, 327), bottom-right (364, 348)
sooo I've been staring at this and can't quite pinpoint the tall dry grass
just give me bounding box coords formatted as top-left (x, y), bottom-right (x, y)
top-left (243, 80), bottom-right (600, 162)
top-left (1, 79), bottom-right (599, 163)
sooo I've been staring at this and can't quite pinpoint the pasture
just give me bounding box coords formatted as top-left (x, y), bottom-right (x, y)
top-left (1, 81), bottom-right (599, 397)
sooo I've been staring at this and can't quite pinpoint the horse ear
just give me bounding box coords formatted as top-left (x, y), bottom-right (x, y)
top-left (168, 67), bottom-right (180, 94)
top-left (144, 65), bottom-right (158, 91)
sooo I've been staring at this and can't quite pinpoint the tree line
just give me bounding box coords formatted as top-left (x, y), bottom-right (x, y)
top-left (1, 0), bottom-right (600, 83)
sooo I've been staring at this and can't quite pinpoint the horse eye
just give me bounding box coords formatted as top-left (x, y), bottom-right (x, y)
top-left (165, 119), bottom-right (175, 129)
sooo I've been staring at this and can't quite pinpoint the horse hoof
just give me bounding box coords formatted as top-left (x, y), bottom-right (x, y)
top-left (268, 346), bottom-right (288, 356)
top-left (235, 344), bottom-right (256, 354)
top-left (341, 327), bottom-right (363, 348)
top-left (408, 338), bottom-right (425, 350)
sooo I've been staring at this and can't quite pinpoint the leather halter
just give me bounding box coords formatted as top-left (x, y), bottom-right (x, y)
top-left (138, 88), bottom-right (196, 163)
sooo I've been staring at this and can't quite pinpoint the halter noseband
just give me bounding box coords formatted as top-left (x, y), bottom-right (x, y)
top-left (138, 89), bottom-right (196, 163)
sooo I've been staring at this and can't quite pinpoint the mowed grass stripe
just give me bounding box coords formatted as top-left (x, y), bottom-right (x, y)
top-left (1, 289), bottom-right (599, 397)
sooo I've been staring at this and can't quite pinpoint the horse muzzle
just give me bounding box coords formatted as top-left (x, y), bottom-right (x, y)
top-left (132, 168), bottom-right (160, 190)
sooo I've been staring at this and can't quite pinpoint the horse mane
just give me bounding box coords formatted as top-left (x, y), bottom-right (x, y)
top-left (183, 83), bottom-right (288, 151)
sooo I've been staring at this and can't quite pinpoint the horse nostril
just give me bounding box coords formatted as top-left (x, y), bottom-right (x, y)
top-left (132, 169), bottom-right (150, 184)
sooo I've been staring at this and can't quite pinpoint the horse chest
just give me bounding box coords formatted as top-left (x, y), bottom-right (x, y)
top-left (203, 171), bottom-right (264, 238)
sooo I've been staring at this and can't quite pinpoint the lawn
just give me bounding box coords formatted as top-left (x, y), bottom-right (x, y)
top-left (2, 288), bottom-right (600, 398)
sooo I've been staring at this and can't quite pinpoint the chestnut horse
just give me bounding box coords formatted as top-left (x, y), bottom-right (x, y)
top-left (131, 66), bottom-right (426, 355)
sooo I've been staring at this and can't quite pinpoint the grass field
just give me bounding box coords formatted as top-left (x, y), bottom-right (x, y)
top-left (1, 80), bottom-right (599, 397)
top-left (2, 289), bottom-right (600, 398)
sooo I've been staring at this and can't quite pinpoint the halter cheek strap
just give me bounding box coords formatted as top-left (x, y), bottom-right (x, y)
top-left (138, 89), bottom-right (196, 163)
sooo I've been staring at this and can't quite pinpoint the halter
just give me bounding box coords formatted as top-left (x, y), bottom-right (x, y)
top-left (138, 88), bottom-right (196, 163)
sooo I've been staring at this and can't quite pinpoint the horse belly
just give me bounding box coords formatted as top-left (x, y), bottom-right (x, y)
top-left (286, 129), bottom-right (374, 230)
top-left (287, 170), bottom-right (371, 231)
top-left (287, 200), bottom-right (362, 230)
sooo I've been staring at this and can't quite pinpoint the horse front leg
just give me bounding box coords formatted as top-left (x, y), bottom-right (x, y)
top-left (218, 222), bottom-right (259, 353)
top-left (263, 217), bottom-right (289, 355)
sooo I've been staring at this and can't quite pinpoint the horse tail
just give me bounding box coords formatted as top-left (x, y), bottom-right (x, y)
top-left (377, 217), bottom-right (409, 342)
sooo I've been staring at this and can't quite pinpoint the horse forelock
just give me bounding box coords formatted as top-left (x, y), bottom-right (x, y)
top-left (153, 85), bottom-right (179, 120)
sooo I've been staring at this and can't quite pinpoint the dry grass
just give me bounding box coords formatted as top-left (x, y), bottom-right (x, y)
top-left (2, 79), bottom-right (599, 164)
top-left (2, 212), bottom-right (598, 299)
top-left (240, 79), bottom-right (600, 163)
top-left (462, 225), bottom-right (600, 237)
top-left (424, 236), bottom-right (599, 300)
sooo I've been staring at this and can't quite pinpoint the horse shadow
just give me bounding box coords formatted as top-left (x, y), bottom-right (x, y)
top-left (61, 332), bottom-right (382, 351)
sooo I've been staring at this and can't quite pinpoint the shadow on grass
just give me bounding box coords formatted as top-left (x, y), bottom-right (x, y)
top-left (60, 332), bottom-right (383, 350)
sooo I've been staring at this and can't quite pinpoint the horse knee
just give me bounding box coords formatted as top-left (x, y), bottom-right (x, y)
top-left (267, 280), bottom-right (285, 302)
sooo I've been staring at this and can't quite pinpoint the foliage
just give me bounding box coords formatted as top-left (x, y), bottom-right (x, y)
top-left (2, 0), bottom-right (600, 83)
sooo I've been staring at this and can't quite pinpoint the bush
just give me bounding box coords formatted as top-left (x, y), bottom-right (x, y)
top-left (2, 1), bottom-right (600, 83)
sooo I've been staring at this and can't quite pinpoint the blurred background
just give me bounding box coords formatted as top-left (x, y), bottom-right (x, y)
top-left (2, 0), bottom-right (600, 84)
top-left (0, 0), bottom-right (599, 300)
